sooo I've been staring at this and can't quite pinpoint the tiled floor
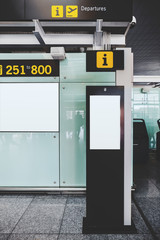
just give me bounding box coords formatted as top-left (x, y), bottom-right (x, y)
top-left (0, 152), bottom-right (160, 240)
top-left (133, 151), bottom-right (160, 240)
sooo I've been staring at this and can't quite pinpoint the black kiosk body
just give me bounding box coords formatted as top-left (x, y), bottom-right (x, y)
top-left (83, 86), bottom-right (136, 234)
top-left (84, 86), bottom-right (124, 232)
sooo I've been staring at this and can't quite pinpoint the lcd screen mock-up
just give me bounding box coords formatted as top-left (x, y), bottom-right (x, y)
top-left (0, 83), bottom-right (59, 131)
top-left (90, 95), bottom-right (120, 150)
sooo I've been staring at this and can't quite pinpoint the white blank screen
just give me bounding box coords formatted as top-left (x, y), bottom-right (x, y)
top-left (0, 83), bottom-right (59, 131)
top-left (90, 95), bottom-right (120, 150)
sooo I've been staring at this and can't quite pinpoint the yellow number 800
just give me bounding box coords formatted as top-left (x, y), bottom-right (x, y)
top-left (31, 65), bottom-right (52, 75)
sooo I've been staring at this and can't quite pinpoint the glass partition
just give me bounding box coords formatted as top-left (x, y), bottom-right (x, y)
top-left (133, 88), bottom-right (160, 149)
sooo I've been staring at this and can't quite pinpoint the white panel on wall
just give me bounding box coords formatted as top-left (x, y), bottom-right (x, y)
top-left (0, 83), bottom-right (59, 131)
top-left (90, 95), bottom-right (120, 150)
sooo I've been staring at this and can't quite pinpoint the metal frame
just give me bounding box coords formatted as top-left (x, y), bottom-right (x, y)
top-left (134, 76), bottom-right (160, 83)
top-left (0, 20), bottom-right (129, 28)
top-left (0, 33), bottom-right (125, 47)
top-left (0, 187), bottom-right (86, 192)
top-left (0, 19), bottom-right (129, 48)
top-left (116, 48), bottom-right (133, 226)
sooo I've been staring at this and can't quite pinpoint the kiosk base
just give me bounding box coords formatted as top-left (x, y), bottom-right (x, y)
top-left (83, 218), bottom-right (137, 234)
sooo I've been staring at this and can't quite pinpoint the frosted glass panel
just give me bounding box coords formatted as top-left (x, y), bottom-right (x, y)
top-left (0, 133), bottom-right (59, 187)
top-left (0, 83), bottom-right (59, 131)
top-left (90, 96), bottom-right (120, 150)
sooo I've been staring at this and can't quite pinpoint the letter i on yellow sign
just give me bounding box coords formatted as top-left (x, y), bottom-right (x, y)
top-left (96, 51), bottom-right (113, 68)
top-left (52, 6), bottom-right (63, 18)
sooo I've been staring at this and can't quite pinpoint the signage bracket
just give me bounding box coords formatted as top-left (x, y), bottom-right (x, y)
top-left (93, 19), bottom-right (103, 50)
top-left (33, 19), bottom-right (46, 45)
top-left (0, 18), bottom-right (135, 48)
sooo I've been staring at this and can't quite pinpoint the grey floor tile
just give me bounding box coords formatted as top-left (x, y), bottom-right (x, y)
top-left (18, 195), bottom-right (36, 199)
top-left (58, 234), bottom-right (90, 240)
top-left (8, 234), bottom-right (35, 240)
top-left (59, 234), bottom-right (108, 240)
top-left (108, 235), bottom-right (153, 240)
top-left (0, 195), bottom-right (33, 204)
top-left (87, 235), bottom-right (109, 240)
top-left (0, 194), bottom-right (20, 199)
top-left (60, 205), bottom-right (85, 234)
top-left (0, 234), bottom-right (10, 240)
top-left (127, 234), bottom-right (154, 240)
top-left (13, 199), bottom-right (65, 234)
top-left (67, 196), bottom-right (86, 205)
top-left (134, 179), bottom-right (160, 198)
top-left (132, 203), bottom-right (150, 234)
top-left (0, 196), bottom-right (34, 233)
top-left (134, 198), bottom-right (160, 234)
top-left (52, 234), bottom-right (154, 240)
top-left (33, 195), bottom-right (67, 205)
top-left (8, 234), bottom-right (58, 240)
top-left (33, 234), bottom-right (58, 240)
top-left (108, 234), bottom-right (128, 240)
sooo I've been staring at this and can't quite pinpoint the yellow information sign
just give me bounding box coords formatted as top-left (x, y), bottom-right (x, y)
top-left (52, 5), bottom-right (63, 18)
top-left (66, 6), bottom-right (78, 18)
top-left (96, 51), bottom-right (113, 69)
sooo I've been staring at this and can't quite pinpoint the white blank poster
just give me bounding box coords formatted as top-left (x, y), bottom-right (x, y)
top-left (0, 83), bottom-right (59, 131)
top-left (90, 95), bottom-right (120, 150)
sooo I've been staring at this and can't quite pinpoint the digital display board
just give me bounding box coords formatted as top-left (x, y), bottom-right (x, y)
top-left (0, 60), bottom-right (59, 77)
top-left (0, 0), bottom-right (132, 22)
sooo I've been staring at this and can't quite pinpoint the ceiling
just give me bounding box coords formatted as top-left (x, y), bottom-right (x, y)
top-left (126, 0), bottom-right (160, 75)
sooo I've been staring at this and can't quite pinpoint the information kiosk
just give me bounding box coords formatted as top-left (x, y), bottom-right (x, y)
top-left (83, 86), bottom-right (136, 233)
top-left (83, 46), bottom-right (135, 233)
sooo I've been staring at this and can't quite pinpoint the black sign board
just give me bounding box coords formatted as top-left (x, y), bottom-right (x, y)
top-left (0, 60), bottom-right (59, 77)
top-left (86, 50), bottom-right (124, 72)
top-left (0, 0), bottom-right (132, 22)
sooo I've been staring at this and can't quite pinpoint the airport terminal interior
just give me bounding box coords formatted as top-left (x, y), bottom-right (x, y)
top-left (0, 0), bottom-right (160, 239)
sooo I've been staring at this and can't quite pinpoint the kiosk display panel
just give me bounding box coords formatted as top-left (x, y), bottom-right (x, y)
top-left (90, 95), bottom-right (120, 150)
